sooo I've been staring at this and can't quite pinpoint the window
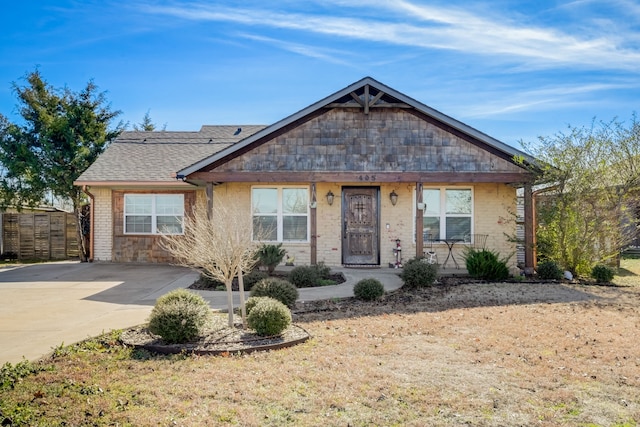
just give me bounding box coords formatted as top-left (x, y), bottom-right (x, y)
top-left (124, 194), bottom-right (184, 234)
top-left (422, 188), bottom-right (472, 240)
top-left (252, 187), bottom-right (309, 242)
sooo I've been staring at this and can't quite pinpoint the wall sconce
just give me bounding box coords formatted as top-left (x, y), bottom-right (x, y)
top-left (390, 190), bottom-right (398, 206)
top-left (326, 190), bottom-right (335, 206)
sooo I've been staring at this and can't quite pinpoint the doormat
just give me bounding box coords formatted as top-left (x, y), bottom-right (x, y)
top-left (342, 264), bottom-right (381, 268)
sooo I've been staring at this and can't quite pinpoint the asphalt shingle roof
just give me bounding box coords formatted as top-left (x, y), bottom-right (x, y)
top-left (75, 125), bottom-right (266, 183)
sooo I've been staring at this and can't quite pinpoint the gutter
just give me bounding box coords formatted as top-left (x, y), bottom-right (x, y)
top-left (81, 185), bottom-right (95, 262)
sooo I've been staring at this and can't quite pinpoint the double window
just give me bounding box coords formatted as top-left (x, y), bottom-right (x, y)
top-left (252, 187), bottom-right (309, 242)
top-left (422, 188), bottom-right (472, 240)
top-left (124, 194), bottom-right (184, 234)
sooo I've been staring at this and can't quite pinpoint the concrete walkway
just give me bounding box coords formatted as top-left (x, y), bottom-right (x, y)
top-left (0, 262), bottom-right (404, 364)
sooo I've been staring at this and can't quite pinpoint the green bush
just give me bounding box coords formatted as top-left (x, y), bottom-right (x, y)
top-left (287, 263), bottom-right (334, 287)
top-left (464, 248), bottom-right (510, 281)
top-left (312, 261), bottom-right (331, 279)
top-left (591, 264), bottom-right (615, 283)
top-left (353, 278), bottom-right (385, 301)
top-left (250, 277), bottom-right (299, 308)
top-left (147, 289), bottom-right (212, 344)
top-left (244, 296), bottom-right (270, 315)
top-left (197, 272), bottom-right (224, 289)
top-left (255, 243), bottom-right (286, 273)
top-left (242, 270), bottom-right (269, 291)
top-left (536, 260), bottom-right (564, 280)
top-left (247, 297), bottom-right (292, 336)
top-left (400, 257), bottom-right (438, 288)
top-left (288, 265), bottom-right (321, 288)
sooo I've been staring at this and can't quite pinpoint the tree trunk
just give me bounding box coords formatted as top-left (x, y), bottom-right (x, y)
top-left (238, 270), bottom-right (247, 329)
top-left (225, 280), bottom-right (234, 327)
top-left (74, 204), bottom-right (88, 262)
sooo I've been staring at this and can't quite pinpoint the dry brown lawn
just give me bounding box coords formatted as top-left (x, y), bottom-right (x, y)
top-left (1, 262), bottom-right (640, 426)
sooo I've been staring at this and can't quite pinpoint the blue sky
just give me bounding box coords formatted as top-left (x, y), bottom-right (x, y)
top-left (2, 1), bottom-right (640, 150)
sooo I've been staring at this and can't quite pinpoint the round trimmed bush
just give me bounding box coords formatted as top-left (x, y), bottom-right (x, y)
top-left (536, 260), bottom-right (563, 280)
top-left (591, 264), bottom-right (615, 283)
top-left (244, 296), bottom-right (271, 315)
top-left (288, 265), bottom-right (321, 288)
top-left (242, 270), bottom-right (269, 291)
top-left (147, 289), bottom-right (212, 344)
top-left (354, 278), bottom-right (385, 301)
top-left (250, 278), bottom-right (299, 308)
top-left (400, 258), bottom-right (438, 288)
top-left (247, 297), bottom-right (292, 336)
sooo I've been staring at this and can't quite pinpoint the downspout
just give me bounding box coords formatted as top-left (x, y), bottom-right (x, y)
top-left (81, 185), bottom-right (95, 262)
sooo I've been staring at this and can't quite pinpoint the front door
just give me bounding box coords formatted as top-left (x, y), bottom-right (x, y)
top-left (342, 187), bottom-right (379, 265)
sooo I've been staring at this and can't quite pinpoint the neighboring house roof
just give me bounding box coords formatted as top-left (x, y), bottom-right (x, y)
top-left (177, 76), bottom-right (537, 178)
top-left (74, 125), bottom-right (266, 185)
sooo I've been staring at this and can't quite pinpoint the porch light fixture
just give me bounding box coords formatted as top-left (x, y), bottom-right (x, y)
top-left (326, 190), bottom-right (335, 206)
top-left (390, 190), bottom-right (398, 206)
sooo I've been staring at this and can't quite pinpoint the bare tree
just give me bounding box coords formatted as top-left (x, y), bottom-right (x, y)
top-left (160, 195), bottom-right (261, 327)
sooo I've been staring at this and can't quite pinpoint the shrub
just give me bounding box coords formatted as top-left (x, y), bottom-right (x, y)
top-left (464, 248), bottom-right (510, 281)
top-left (288, 265), bottom-right (321, 288)
top-left (147, 289), bottom-right (212, 344)
top-left (311, 261), bottom-right (331, 279)
top-left (400, 257), bottom-right (438, 288)
top-left (197, 271), bottom-right (224, 289)
top-left (536, 260), bottom-right (564, 280)
top-left (255, 243), bottom-right (286, 273)
top-left (591, 264), bottom-right (615, 283)
top-left (353, 278), bottom-right (385, 301)
top-left (244, 296), bottom-right (270, 315)
top-left (247, 297), bottom-right (292, 336)
top-left (250, 277), bottom-right (299, 308)
top-left (242, 270), bottom-right (269, 291)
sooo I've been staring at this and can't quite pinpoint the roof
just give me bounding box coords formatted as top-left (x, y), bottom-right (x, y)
top-left (75, 125), bottom-right (266, 185)
top-left (177, 76), bottom-right (537, 177)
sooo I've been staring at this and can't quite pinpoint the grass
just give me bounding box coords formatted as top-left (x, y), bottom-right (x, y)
top-left (1, 264), bottom-right (640, 426)
top-left (612, 257), bottom-right (640, 287)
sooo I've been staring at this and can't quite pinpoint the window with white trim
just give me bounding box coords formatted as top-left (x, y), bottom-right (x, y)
top-left (422, 188), bottom-right (472, 240)
top-left (124, 194), bottom-right (184, 234)
top-left (252, 187), bottom-right (309, 242)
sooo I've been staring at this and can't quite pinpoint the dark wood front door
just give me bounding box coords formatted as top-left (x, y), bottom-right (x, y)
top-left (342, 187), bottom-right (379, 265)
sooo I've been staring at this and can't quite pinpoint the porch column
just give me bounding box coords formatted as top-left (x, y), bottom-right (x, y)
top-left (523, 182), bottom-right (535, 275)
top-left (415, 182), bottom-right (424, 258)
top-left (205, 183), bottom-right (214, 220)
top-left (310, 182), bottom-right (317, 265)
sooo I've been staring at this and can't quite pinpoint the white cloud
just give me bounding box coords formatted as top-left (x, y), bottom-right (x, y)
top-left (138, 1), bottom-right (640, 71)
top-left (459, 82), bottom-right (639, 118)
top-left (236, 34), bottom-right (354, 65)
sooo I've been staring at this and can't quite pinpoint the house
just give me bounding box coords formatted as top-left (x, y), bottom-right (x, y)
top-left (74, 77), bottom-right (538, 271)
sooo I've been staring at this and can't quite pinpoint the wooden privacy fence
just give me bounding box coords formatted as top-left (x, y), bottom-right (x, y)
top-left (2, 213), bottom-right (79, 260)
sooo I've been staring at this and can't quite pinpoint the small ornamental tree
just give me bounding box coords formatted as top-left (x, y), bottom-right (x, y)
top-left (161, 195), bottom-right (266, 328)
top-left (521, 116), bottom-right (640, 275)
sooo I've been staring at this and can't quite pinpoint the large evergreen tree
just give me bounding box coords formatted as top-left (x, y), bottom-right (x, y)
top-left (0, 70), bottom-right (123, 261)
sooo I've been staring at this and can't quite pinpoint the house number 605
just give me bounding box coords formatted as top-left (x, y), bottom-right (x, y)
top-left (358, 175), bottom-right (376, 181)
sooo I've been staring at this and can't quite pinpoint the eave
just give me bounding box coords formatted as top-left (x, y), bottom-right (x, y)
top-left (177, 76), bottom-right (539, 179)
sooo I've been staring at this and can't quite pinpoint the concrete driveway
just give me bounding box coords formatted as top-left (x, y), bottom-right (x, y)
top-left (0, 261), bottom-right (404, 365)
top-left (0, 261), bottom-right (199, 364)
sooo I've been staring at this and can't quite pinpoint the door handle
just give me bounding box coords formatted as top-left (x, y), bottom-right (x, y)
top-left (343, 220), bottom-right (347, 238)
